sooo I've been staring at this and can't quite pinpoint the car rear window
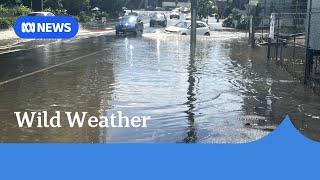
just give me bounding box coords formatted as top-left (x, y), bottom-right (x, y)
top-left (152, 14), bottom-right (164, 19)
top-left (121, 16), bottom-right (137, 23)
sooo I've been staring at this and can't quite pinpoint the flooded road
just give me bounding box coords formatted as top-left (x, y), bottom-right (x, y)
top-left (0, 13), bottom-right (320, 143)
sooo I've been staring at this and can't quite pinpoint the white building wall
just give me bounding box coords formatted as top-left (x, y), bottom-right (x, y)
top-left (162, 2), bottom-right (191, 8)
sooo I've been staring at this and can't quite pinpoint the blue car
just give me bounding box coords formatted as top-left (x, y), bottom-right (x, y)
top-left (115, 16), bottom-right (144, 36)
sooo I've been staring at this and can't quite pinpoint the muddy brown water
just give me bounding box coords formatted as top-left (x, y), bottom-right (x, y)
top-left (0, 27), bottom-right (319, 143)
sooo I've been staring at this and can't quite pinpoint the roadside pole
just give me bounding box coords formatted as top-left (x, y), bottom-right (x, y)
top-left (249, 0), bottom-right (258, 48)
top-left (304, 0), bottom-right (313, 84)
top-left (267, 38), bottom-right (271, 60)
top-left (250, 15), bottom-right (255, 48)
top-left (190, 0), bottom-right (197, 55)
top-left (251, 6), bottom-right (256, 48)
top-left (268, 13), bottom-right (276, 60)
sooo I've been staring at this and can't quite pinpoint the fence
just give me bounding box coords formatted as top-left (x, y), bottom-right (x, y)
top-left (263, 12), bottom-right (320, 94)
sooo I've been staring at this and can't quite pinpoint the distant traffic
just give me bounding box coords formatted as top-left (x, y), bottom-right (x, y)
top-left (115, 7), bottom-right (211, 37)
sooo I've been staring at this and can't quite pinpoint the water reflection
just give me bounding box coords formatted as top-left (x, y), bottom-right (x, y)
top-left (182, 51), bottom-right (197, 143)
top-left (0, 36), bottom-right (116, 142)
top-left (1, 32), bottom-right (320, 142)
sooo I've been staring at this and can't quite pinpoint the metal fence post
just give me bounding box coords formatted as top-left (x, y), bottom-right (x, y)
top-left (280, 40), bottom-right (283, 64)
top-left (275, 15), bottom-right (280, 61)
top-left (267, 38), bottom-right (271, 60)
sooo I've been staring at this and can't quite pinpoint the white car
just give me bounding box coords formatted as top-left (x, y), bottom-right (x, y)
top-left (165, 20), bottom-right (211, 36)
top-left (27, 12), bottom-right (55, 16)
top-left (180, 7), bottom-right (190, 14)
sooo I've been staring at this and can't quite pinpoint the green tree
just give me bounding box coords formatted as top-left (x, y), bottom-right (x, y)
top-left (45, 0), bottom-right (63, 11)
top-left (61, 0), bottom-right (89, 15)
top-left (90, 0), bottom-right (127, 17)
top-left (0, 0), bottom-right (17, 7)
top-left (197, 0), bottom-right (218, 19)
top-left (126, 0), bottom-right (144, 10)
top-left (270, 2), bottom-right (278, 13)
top-left (224, 0), bottom-right (235, 17)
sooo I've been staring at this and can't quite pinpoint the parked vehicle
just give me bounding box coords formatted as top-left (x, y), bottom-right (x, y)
top-left (115, 15), bottom-right (144, 36)
top-left (155, 7), bottom-right (165, 11)
top-left (173, 8), bottom-right (180, 12)
top-left (165, 20), bottom-right (210, 36)
top-left (185, 14), bottom-right (191, 20)
top-left (180, 7), bottom-right (190, 14)
top-left (150, 12), bottom-right (167, 27)
top-left (128, 12), bottom-right (139, 16)
top-left (27, 12), bottom-right (55, 16)
top-left (170, 9), bottom-right (180, 19)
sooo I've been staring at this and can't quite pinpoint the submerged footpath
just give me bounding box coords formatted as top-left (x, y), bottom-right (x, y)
top-left (0, 23), bottom-right (115, 55)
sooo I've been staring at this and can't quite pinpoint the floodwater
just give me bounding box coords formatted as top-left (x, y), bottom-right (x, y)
top-left (0, 12), bottom-right (320, 143)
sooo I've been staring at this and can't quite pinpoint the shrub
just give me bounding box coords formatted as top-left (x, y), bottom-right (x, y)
top-left (8, 5), bottom-right (31, 16)
top-left (0, 5), bottom-right (31, 29)
top-left (0, 17), bottom-right (12, 29)
top-left (0, 5), bottom-right (7, 15)
top-left (237, 15), bottom-right (249, 30)
top-left (72, 15), bottom-right (80, 22)
top-left (222, 9), bottom-right (249, 30)
top-left (222, 16), bottom-right (234, 28)
top-left (78, 11), bottom-right (91, 22)
top-left (97, 12), bottom-right (109, 20)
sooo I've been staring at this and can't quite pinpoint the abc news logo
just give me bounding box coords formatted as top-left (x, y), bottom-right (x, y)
top-left (21, 22), bottom-right (72, 33)
top-left (14, 16), bottom-right (78, 39)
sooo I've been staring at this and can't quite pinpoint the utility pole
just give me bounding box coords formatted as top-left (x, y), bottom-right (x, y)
top-left (190, 0), bottom-right (197, 54)
top-left (249, 0), bottom-right (258, 48)
top-left (251, 6), bottom-right (256, 48)
top-left (262, 0), bottom-right (267, 38)
top-left (41, 0), bottom-right (43, 11)
top-left (305, 0), bottom-right (313, 83)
